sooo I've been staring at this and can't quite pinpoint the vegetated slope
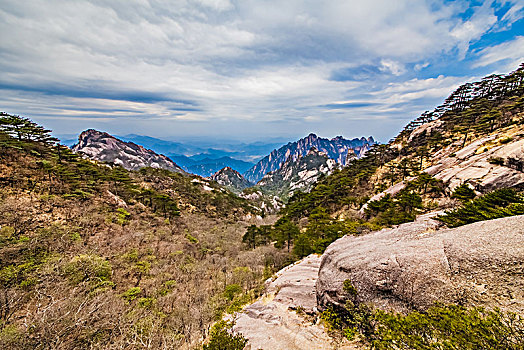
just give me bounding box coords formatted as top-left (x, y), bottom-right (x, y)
top-left (209, 167), bottom-right (253, 192)
top-left (72, 129), bottom-right (185, 173)
top-left (283, 64), bottom-right (524, 225)
top-left (243, 133), bottom-right (374, 183)
top-left (0, 114), bottom-right (292, 349)
top-left (256, 147), bottom-right (339, 200)
top-left (239, 63), bottom-right (524, 279)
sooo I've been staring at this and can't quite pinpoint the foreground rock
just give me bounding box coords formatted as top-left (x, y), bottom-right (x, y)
top-left (317, 214), bottom-right (524, 314)
top-left (234, 255), bottom-right (356, 350)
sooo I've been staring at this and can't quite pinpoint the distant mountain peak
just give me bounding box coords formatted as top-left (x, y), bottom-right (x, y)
top-left (257, 144), bottom-right (340, 200)
top-left (209, 166), bottom-right (252, 192)
top-left (72, 129), bottom-right (184, 173)
top-left (243, 133), bottom-right (375, 183)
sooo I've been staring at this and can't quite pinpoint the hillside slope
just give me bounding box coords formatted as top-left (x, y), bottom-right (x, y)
top-left (0, 115), bottom-right (289, 349)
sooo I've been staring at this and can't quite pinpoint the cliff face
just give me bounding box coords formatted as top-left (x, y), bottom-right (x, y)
top-left (316, 214), bottom-right (524, 315)
top-left (72, 129), bottom-right (185, 173)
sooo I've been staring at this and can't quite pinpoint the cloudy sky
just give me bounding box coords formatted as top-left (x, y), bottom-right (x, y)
top-left (1, 0), bottom-right (523, 143)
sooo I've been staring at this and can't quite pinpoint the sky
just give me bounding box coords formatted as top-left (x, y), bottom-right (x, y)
top-left (1, 0), bottom-right (523, 144)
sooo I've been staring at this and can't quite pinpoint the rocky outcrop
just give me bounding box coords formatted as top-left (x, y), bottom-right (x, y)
top-left (243, 133), bottom-right (374, 183)
top-left (209, 167), bottom-right (253, 192)
top-left (234, 255), bottom-right (355, 350)
top-left (317, 214), bottom-right (524, 315)
top-left (361, 132), bottom-right (524, 214)
top-left (72, 129), bottom-right (184, 173)
top-left (257, 148), bottom-right (339, 199)
top-left (426, 135), bottom-right (524, 191)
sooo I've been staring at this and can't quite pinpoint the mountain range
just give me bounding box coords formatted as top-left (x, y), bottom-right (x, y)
top-left (256, 147), bottom-right (339, 199)
top-left (243, 133), bottom-right (374, 183)
top-left (71, 129), bottom-right (375, 198)
top-left (171, 155), bottom-right (254, 177)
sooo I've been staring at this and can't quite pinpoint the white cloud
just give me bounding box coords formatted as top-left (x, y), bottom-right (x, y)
top-left (473, 36), bottom-right (524, 70)
top-left (0, 0), bottom-right (521, 141)
top-left (451, 0), bottom-right (498, 59)
top-left (380, 59), bottom-right (406, 76)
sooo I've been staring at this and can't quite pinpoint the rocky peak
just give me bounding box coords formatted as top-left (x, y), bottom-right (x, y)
top-left (209, 166), bottom-right (252, 192)
top-left (72, 129), bottom-right (184, 173)
top-left (257, 146), bottom-right (339, 200)
top-left (243, 133), bottom-right (375, 183)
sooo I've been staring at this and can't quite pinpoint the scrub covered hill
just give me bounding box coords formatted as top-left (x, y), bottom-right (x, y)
top-left (0, 113), bottom-right (291, 349)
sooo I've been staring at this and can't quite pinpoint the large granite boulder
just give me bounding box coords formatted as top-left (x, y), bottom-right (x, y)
top-left (317, 214), bottom-right (524, 314)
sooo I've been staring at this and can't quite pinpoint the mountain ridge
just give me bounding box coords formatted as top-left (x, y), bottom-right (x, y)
top-left (256, 147), bottom-right (339, 200)
top-left (71, 129), bottom-right (185, 173)
top-left (243, 133), bottom-right (374, 183)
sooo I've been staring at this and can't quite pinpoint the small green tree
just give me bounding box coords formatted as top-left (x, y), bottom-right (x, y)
top-left (451, 183), bottom-right (476, 203)
top-left (203, 320), bottom-right (247, 350)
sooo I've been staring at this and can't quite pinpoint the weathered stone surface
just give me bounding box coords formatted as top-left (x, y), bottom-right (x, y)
top-left (234, 255), bottom-right (356, 350)
top-left (317, 214), bottom-right (524, 314)
top-left (72, 129), bottom-right (185, 173)
top-left (361, 134), bottom-right (524, 214)
top-left (426, 136), bottom-right (524, 191)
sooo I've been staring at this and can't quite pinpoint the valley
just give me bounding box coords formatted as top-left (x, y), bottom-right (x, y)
top-left (1, 64), bottom-right (524, 350)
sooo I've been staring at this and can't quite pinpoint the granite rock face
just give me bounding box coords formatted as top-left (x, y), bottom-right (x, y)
top-left (426, 135), bottom-right (524, 192)
top-left (234, 255), bottom-right (356, 350)
top-left (361, 133), bottom-right (524, 215)
top-left (317, 214), bottom-right (524, 314)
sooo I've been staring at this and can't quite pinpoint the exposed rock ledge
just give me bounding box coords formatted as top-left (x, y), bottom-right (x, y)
top-left (317, 214), bottom-right (524, 315)
top-left (233, 255), bottom-right (356, 350)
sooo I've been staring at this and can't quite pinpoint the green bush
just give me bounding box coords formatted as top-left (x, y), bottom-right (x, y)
top-left (116, 208), bottom-right (130, 225)
top-left (370, 305), bottom-right (523, 349)
top-left (64, 254), bottom-right (112, 285)
top-left (122, 287), bottom-right (141, 302)
top-left (321, 278), bottom-right (524, 349)
top-left (438, 188), bottom-right (524, 227)
top-left (451, 183), bottom-right (476, 202)
top-left (138, 297), bottom-right (155, 308)
top-left (223, 284), bottom-right (242, 301)
top-left (203, 320), bottom-right (247, 350)
top-left (343, 279), bottom-right (357, 296)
